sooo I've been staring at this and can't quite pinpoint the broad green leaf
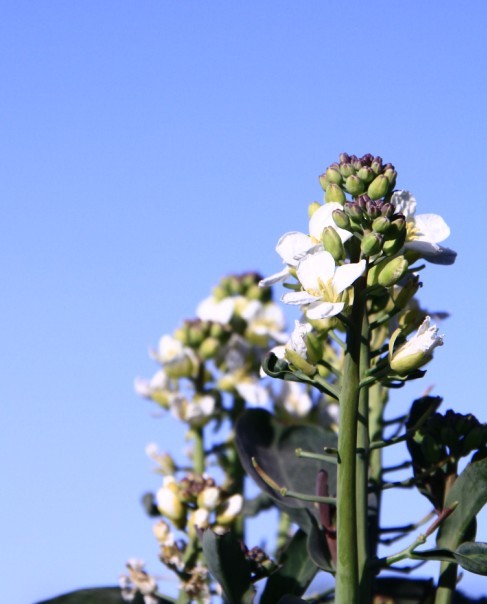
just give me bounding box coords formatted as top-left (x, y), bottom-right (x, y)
top-left (235, 408), bottom-right (337, 534)
top-left (373, 577), bottom-right (435, 603)
top-left (454, 542), bottom-right (487, 576)
top-left (260, 529), bottom-right (318, 604)
top-left (36, 587), bottom-right (173, 604)
top-left (201, 529), bottom-right (252, 604)
top-left (437, 456), bottom-right (487, 550)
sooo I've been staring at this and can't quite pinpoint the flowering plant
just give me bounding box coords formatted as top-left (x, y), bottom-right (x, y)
top-left (40, 154), bottom-right (486, 604)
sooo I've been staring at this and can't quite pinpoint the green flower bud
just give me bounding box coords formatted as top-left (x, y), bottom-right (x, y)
top-left (308, 201), bottom-right (321, 218)
top-left (381, 202), bottom-right (394, 218)
top-left (372, 216), bottom-right (391, 234)
top-left (357, 166), bottom-right (375, 183)
top-left (199, 337), bottom-right (220, 359)
top-left (462, 425), bottom-right (487, 453)
top-left (332, 208), bottom-right (351, 230)
top-left (188, 324), bottom-right (205, 347)
top-left (392, 275), bottom-right (421, 309)
top-left (339, 162), bottom-right (355, 178)
top-left (383, 229), bottom-right (406, 256)
top-left (344, 202), bottom-right (364, 221)
top-left (345, 174), bottom-right (366, 196)
top-left (389, 317), bottom-right (443, 375)
top-left (371, 157), bottom-right (383, 175)
top-left (319, 173), bottom-right (328, 191)
top-left (326, 166), bottom-right (343, 185)
top-left (367, 174), bottom-right (390, 200)
top-left (361, 232), bottom-right (383, 256)
top-left (366, 263), bottom-right (381, 287)
top-left (325, 183), bottom-right (346, 204)
top-left (285, 348), bottom-right (316, 376)
top-left (339, 152), bottom-right (351, 164)
top-left (384, 167), bottom-right (397, 188)
top-left (366, 201), bottom-right (381, 219)
top-left (377, 256), bottom-right (409, 287)
top-left (419, 433), bottom-right (442, 464)
top-left (322, 226), bottom-right (345, 261)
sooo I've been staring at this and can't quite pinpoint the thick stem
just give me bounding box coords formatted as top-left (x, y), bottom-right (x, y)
top-left (335, 277), bottom-right (366, 604)
top-left (434, 561), bottom-right (457, 604)
top-left (192, 427), bottom-right (205, 475)
top-left (356, 311), bottom-right (371, 600)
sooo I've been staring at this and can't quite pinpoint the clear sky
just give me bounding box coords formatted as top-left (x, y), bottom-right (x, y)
top-left (2, 1), bottom-right (487, 602)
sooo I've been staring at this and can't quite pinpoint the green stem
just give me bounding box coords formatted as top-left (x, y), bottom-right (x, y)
top-left (335, 277), bottom-right (366, 604)
top-left (434, 561), bottom-right (457, 604)
top-left (192, 427), bottom-right (205, 475)
top-left (356, 311), bottom-right (371, 600)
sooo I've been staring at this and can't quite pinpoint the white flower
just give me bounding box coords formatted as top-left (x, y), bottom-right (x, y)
top-left (259, 203), bottom-right (351, 286)
top-left (391, 190), bottom-right (456, 264)
top-left (120, 559), bottom-right (158, 602)
top-left (282, 250), bottom-right (366, 319)
top-left (244, 300), bottom-right (288, 344)
top-left (235, 379), bottom-right (270, 406)
top-left (276, 381), bottom-right (313, 417)
top-left (156, 476), bottom-right (185, 524)
top-left (169, 393), bottom-right (216, 426)
top-left (196, 296), bottom-right (235, 323)
top-left (390, 316), bottom-right (444, 374)
top-left (216, 494), bottom-right (244, 525)
top-left (152, 335), bottom-right (198, 378)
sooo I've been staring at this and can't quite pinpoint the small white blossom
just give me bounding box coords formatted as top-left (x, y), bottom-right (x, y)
top-left (391, 190), bottom-right (456, 264)
top-left (282, 250), bottom-right (366, 319)
top-left (196, 296), bottom-right (236, 323)
top-left (390, 316), bottom-right (444, 374)
top-left (276, 381), bottom-right (313, 417)
top-left (216, 494), bottom-right (244, 525)
top-left (169, 393), bottom-right (216, 426)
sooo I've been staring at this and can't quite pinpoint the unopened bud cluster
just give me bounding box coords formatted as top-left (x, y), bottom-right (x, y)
top-left (320, 153), bottom-right (397, 203)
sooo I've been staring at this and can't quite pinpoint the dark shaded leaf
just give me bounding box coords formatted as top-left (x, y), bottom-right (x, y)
top-left (201, 529), bottom-right (252, 604)
top-left (454, 542), bottom-right (487, 576)
top-left (260, 530), bottom-right (318, 604)
top-left (276, 597), bottom-right (308, 604)
top-left (437, 457), bottom-right (487, 551)
top-left (373, 577), bottom-right (435, 603)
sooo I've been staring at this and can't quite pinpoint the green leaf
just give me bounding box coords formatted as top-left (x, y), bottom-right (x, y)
top-left (35, 588), bottom-right (174, 604)
top-left (235, 409), bottom-right (337, 533)
top-left (260, 530), bottom-right (318, 604)
top-left (201, 529), bottom-right (252, 604)
top-left (454, 542), bottom-right (487, 576)
top-left (437, 456), bottom-right (487, 550)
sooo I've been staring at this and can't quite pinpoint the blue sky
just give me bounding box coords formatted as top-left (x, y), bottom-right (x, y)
top-left (1, 1), bottom-right (487, 602)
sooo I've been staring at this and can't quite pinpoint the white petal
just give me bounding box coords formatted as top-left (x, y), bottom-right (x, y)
top-left (332, 260), bottom-right (366, 294)
top-left (391, 190), bottom-right (416, 218)
top-left (309, 203), bottom-right (352, 243)
top-left (413, 213), bottom-right (450, 244)
top-left (296, 250), bottom-right (335, 291)
top-left (276, 231), bottom-right (314, 265)
top-left (259, 267), bottom-right (290, 286)
top-left (196, 296), bottom-right (235, 323)
top-left (282, 291), bottom-right (320, 306)
top-left (306, 301), bottom-right (344, 319)
top-left (236, 381), bottom-right (269, 405)
top-left (404, 240), bottom-right (457, 264)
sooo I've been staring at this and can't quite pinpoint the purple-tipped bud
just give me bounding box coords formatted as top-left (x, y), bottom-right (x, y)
top-left (352, 157), bottom-right (363, 171)
top-left (345, 174), bottom-right (366, 196)
top-left (325, 183), bottom-right (346, 204)
top-left (332, 208), bottom-right (351, 230)
top-left (339, 162), bottom-right (355, 178)
top-left (381, 202), bottom-right (394, 218)
top-left (319, 173), bottom-right (328, 191)
top-left (361, 232), bottom-right (383, 256)
top-left (339, 152), bottom-right (350, 164)
top-left (326, 166), bottom-right (343, 185)
top-left (366, 201), bottom-right (381, 219)
top-left (371, 157), bottom-right (383, 174)
top-left (372, 216), bottom-right (391, 234)
top-left (384, 167), bottom-right (397, 188)
top-left (368, 174), bottom-right (390, 200)
top-left (345, 202), bottom-right (364, 220)
top-left (357, 166), bottom-right (375, 184)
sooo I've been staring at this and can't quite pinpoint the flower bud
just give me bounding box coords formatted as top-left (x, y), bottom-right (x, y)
top-left (384, 167), bottom-right (397, 188)
top-left (339, 152), bottom-right (351, 164)
top-left (357, 166), bottom-right (375, 183)
top-left (339, 162), bottom-right (355, 178)
top-left (322, 226), bottom-right (345, 261)
top-left (199, 337), bottom-right (220, 360)
top-left (188, 508), bottom-right (210, 537)
top-left (381, 202), bottom-right (394, 218)
top-left (319, 173), bottom-right (328, 191)
top-left (371, 157), bottom-right (383, 174)
top-left (325, 183), bottom-right (346, 204)
top-left (389, 317), bottom-right (443, 375)
top-left (308, 201), bottom-right (321, 218)
top-left (285, 348), bottom-right (317, 376)
top-left (332, 208), bottom-right (351, 230)
top-left (367, 174), bottom-right (390, 200)
top-left (345, 174), bottom-right (366, 196)
top-left (216, 494), bottom-right (244, 525)
top-left (197, 486), bottom-right (221, 511)
top-left (326, 166), bottom-right (343, 185)
top-left (382, 229), bottom-right (406, 256)
top-left (372, 216), bottom-right (391, 234)
top-left (361, 232), bottom-right (383, 256)
top-left (377, 256), bottom-right (408, 287)
top-left (344, 202), bottom-right (364, 221)
top-left (366, 201), bottom-right (381, 219)
top-left (156, 479), bottom-right (186, 529)
top-left (392, 275), bottom-right (421, 310)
